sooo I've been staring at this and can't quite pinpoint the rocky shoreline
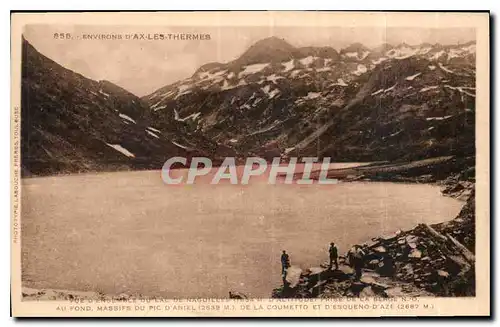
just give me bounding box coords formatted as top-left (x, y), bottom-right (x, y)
top-left (21, 287), bottom-right (137, 301)
top-left (272, 156), bottom-right (475, 299)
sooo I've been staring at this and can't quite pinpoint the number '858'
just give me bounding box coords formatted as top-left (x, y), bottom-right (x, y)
top-left (53, 33), bottom-right (72, 40)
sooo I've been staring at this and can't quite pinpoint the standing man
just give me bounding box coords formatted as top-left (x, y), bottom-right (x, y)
top-left (281, 250), bottom-right (290, 279)
top-left (329, 242), bottom-right (339, 270)
top-left (352, 245), bottom-right (365, 279)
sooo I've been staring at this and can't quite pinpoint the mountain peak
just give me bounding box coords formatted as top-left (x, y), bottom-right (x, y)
top-left (341, 42), bottom-right (370, 53)
top-left (395, 42), bottom-right (413, 49)
top-left (372, 43), bottom-right (394, 53)
top-left (235, 37), bottom-right (296, 65)
top-left (250, 36), bottom-right (295, 51)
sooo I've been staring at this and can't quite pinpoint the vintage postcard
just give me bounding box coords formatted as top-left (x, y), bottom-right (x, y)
top-left (11, 11), bottom-right (490, 317)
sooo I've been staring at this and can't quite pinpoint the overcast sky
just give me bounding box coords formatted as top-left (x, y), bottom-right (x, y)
top-left (24, 25), bottom-right (475, 97)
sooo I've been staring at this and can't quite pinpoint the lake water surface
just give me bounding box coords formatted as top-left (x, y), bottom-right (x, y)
top-left (21, 168), bottom-right (463, 298)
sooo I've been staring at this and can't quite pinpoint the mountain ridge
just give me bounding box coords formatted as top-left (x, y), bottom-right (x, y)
top-left (20, 35), bottom-right (476, 175)
top-left (144, 36), bottom-right (476, 163)
top-left (158, 38), bottom-right (476, 93)
top-left (20, 37), bottom-right (227, 176)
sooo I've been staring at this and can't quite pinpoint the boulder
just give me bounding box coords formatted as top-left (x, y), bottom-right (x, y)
top-left (406, 235), bottom-right (419, 243)
top-left (360, 271), bottom-right (380, 285)
top-left (359, 286), bottom-right (376, 297)
top-left (409, 249), bottom-right (422, 259)
top-left (350, 282), bottom-right (366, 295)
top-left (367, 259), bottom-right (380, 269)
top-left (229, 291), bottom-right (248, 299)
top-left (338, 264), bottom-right (354, 275)
top-left (384, 286), bottom-right (405, 297)
top-left (285, 266), bottom-right (303, 288)
top-left (437, 270), bottom-right (450, 278)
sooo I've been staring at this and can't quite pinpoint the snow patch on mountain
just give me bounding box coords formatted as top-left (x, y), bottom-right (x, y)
top-left (146, 130), bottom-right (160, 139)
top-left (266, 74), bottom-right (284, 83)
top-left (390, 130), bottom-right (403, 137)
top-left (221, 79), bottom-right (233, 91)
top-left (221, 78), bottom-right (248, 91)
top-left (426, 115), bottom-right (454, 121)
top-left (372, 57), bottom-right (387, 65)
top-left (405, 72), bottom-right (422, 81)
top-left (188, 112), bottom-right (202, 120)
top-left (396, 52), bottom-right (416, 60)
top-left (174, 109), bottom-right (201, 122)
top-left (417, 47), bottom-right (432, 55)
top-left (290, 70), bottom-right (302, 78)
top-left (147, 127), bottom-right (161, 133)
top-left (438, 63), bottom-right (454, 74)
top-left (387, 46), bottom-right (416, 59)
top-left (247, 120), bottom-right (282, 136)
top-left (239, 63), bottom-right (269, 77)
top-left (151, 100), bottom-right (163, 109)
top-left (153, 105), bottom-right (167, 111)
top-left (105, 143), bottom-right (135, 158)
top-left (334, 78), bottom-right (348, 87)
top-left (172, 141), bottom-right (188, 149)
top-left (305, 92), bottom-right (321, 100)
top-left (420, 86), bottom-right (439, 92)
top-left (344, 52), bottom-right (358, 58)
top-left (299, 56), bottom-right (316, 66)
top-left (432, 51), bottom-right (445, 60)
top-left (282, 59), bottom-right (294, 72)
top-left (174, 84), bottom-right (192, 99)
top-left (360, 51), bottom-right (370, 60)
top-left (353, 64), bottom-right (368, 76)
top-left (98, 90), bottom-right (110, 97)
top-left (383, 130), bottom-right (403, 140)
top-left (444, 85), bottom-right (476, 97)
top-left (448, 49), bottom-right (463, 60)
top-left (198, 69), bottom-right (227, 81)
top-left (269, 89), bottom-right (280, 99)
top-left (384, 84), bottom-right (397, 93)
top-left (261, 85), bottom-right (280, 99)
top-left (119, 113), bottom-right (136, 124)
top-left (463, 44), bottom-right (476, 54)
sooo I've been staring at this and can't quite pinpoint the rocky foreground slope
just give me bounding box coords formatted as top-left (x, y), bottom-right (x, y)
top-left (270, 154), bottom-right (476, 299)
top-left (272, 185), bottom-right (475, 299)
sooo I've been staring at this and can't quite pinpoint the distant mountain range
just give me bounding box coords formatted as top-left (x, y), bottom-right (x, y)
top-left (144, 37), bottom-right (475, 161)
top-left (21, 36), bottom-right (476, 175)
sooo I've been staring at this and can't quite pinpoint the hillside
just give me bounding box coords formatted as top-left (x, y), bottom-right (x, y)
top-left (21, 38), bottom-right (223, 176)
